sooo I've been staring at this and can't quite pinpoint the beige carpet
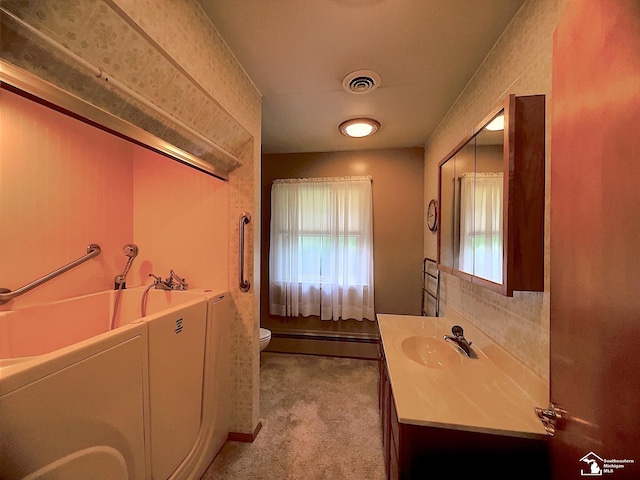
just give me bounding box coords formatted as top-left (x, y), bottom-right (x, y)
top-left (201, 352), bottom-right (386, 480)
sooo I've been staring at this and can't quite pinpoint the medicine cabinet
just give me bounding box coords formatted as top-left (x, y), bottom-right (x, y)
top-left (437, 94), bottom-right (545, 296)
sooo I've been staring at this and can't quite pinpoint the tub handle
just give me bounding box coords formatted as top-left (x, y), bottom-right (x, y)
top-left (239, 213), bottom-right (251, 292)
top-left (0, 244), bottom-right (101, 304)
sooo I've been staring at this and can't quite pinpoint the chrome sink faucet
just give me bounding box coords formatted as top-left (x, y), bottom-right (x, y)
top-left (444, 325), bottom-right (475, 357)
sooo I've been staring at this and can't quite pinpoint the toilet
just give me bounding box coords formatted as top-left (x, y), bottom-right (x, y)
top-left (259, 328), bottom-right (272, 352)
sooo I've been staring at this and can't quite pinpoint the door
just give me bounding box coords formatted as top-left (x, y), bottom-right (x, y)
top-left (550, 1), bottom-right (640, 478)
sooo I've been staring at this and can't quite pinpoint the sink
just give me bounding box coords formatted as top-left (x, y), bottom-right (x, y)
top-left (399, 336), bottom-right (463, 369)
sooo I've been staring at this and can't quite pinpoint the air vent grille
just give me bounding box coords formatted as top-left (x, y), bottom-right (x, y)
top-left (342, 70), bottom-right (381, 94)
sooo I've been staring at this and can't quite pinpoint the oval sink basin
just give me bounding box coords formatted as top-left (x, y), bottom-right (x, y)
top-left (400, 336), bottom-right (463, 369)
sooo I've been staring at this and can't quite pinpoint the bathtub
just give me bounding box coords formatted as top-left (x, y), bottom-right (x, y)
top-left (0, 287), bottom-right (231, 480)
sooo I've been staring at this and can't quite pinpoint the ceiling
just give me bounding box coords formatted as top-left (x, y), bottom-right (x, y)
top-left (197, 0), bottom-right (525, 155)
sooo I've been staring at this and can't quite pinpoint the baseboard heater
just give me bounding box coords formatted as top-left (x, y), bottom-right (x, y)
top-left (271, 330), bottom-right (380, 343)
top-left (268, 330), bottom-right (380, 359)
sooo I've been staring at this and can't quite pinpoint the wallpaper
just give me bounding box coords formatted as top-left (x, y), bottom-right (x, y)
top-left (0, 0), bottom-right (254, 176)
top-left (424, 0), bottom-right (566, 382)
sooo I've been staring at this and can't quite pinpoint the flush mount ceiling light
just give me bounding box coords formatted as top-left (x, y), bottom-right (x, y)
top-left (339, 118), bottom-right (380, 138)
top-left (342, 69), bottom-right (382, 94)
top-left (485, 114), bottom-right (505, 131)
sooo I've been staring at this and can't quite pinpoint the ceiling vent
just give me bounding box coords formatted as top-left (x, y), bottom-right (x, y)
top-left (342, 70), bottom-right (381, 94)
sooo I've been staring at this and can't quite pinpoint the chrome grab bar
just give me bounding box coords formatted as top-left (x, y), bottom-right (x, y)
top-left (0, 244), bottom-right (101, 304)
top-left (239, 213), bottom-right (251, 292)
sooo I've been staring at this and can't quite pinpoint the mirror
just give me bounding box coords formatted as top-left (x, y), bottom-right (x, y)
top-left (439, 110), bottom-right (504, 284)
top-left (465, 112), bottom-right (504, 283)
top-left (437, 94), bottom-right (546, 297)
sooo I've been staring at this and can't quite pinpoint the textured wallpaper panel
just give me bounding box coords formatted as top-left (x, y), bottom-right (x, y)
top-left (1, 0), bottom-right (253, 175)
top-left (424, 0), bottom-right (566, 382)
top-left (110, 0), bottom-right (262, 435)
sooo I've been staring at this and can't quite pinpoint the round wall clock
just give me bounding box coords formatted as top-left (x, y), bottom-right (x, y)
top-left (427, 199), bottom-right (438, 232)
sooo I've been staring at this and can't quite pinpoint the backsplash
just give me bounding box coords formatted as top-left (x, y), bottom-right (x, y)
top-left (424, 0), bottom-right (566, 382)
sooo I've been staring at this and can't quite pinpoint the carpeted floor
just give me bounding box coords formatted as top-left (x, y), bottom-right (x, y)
top-left (201, 352), bottom-right (386, 480)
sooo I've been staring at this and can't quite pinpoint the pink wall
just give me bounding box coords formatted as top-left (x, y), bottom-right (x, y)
top-left (132, 149), bottom-right (229, 290)
top-left (0, 88), bottom-right (228, 311)
top-left (0, 89), bottom-right (134, 309)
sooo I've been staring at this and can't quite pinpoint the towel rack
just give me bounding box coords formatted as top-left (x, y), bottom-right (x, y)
top-left (239, 212), bottom-right (251, 292)
top-left (421, 257), bottom-right (440, 316)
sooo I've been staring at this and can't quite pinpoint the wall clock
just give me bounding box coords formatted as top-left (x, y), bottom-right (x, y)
top-left (427, 199), bottom-right (438, 232)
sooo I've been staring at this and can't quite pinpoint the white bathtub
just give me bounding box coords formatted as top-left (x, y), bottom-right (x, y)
top-left (0, 287), bottom-right (231, 480)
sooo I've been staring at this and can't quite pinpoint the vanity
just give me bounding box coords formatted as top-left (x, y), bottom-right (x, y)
top-left (377, 313), bottom-right (549, 479)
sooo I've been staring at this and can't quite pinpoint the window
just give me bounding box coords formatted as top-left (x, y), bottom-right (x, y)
top-left (269, 176), bottom-right (375, 321)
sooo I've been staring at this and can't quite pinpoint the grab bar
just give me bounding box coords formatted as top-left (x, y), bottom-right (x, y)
top-left (239, 213), bottom-right (251, 292)
top-left (0, 244), bottom-right (101, 304)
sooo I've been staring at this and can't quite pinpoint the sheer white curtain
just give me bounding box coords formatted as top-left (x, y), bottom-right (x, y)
top-left (269, 176), bottom-right (375, 321)
top-left (459, 172), bottom-right (503, 283)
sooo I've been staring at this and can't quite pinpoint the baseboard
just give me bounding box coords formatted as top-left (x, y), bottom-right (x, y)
top-left (228, 421), bottom-right (262, 443)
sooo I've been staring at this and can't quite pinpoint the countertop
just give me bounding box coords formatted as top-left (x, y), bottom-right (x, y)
top-left (377, 312), bottom-right (548, 439)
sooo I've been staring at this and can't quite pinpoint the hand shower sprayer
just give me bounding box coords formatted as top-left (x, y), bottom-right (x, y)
top-left (111, 244), bottom-right (139, 330)
top-left (123, 244), bottom-right (139, 258)
top-left (114, 243), bottom-right (139, 290)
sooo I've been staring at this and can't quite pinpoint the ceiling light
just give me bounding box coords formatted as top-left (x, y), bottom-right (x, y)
top-left (485, 114), bottom-right (505, 131)
top-left (339, 118), bottom-right (380, 138)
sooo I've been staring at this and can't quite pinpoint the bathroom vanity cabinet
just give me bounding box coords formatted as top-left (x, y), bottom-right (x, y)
top-left (377, 314), bottom-right (550, 479)
top-left (378, 352), bottom-right (548, 479)
top-left (437, 94), bottom-right (545, 296)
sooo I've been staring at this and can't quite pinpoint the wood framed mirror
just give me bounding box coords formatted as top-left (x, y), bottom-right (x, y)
top-left (437, 94), bottom-right (545, 296)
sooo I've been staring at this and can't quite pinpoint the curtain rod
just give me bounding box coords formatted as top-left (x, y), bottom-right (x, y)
top-left (273, 175), bottom-right (372, 184)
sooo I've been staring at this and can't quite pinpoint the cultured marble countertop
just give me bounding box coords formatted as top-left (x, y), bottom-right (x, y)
top-left (377, 312), bottom-right (548, 439)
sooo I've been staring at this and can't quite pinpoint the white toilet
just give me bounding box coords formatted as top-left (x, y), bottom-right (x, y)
top-left (259, 328), bottom-right (272, 352)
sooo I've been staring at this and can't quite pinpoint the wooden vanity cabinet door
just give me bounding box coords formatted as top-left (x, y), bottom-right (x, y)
top-left (378, 358), bottom-right (406, 479)
top-left (388, 393), bottom-right (401, 479)
top-left (378, 346), bottom-right (392, 479)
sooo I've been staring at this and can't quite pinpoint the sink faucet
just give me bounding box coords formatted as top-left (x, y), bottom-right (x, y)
top-left (444, 325), bottom-right (475, 357)
top-left (114, 244), bottom-right (138, 290)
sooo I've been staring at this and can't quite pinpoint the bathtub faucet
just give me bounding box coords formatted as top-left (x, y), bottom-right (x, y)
top-left (114, 244), bottom-right (139, 290)
top-left (168, 270), bottom-right (188, 290)
top-left (149, 273), bottom-right (171, 290)
top-left (149, 270), bottom-right (188, 290)
top-left (443, 325), bottom-right (474, 357)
